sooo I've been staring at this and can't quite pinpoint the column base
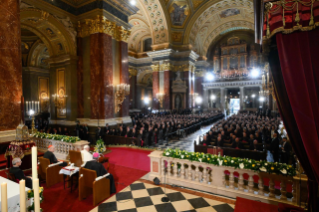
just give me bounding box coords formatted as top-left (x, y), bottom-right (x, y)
top-left (0, 130), bottom-right (16, 143)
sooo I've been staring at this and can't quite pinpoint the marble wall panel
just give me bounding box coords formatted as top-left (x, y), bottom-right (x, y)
top-left (77, 37), bottom-right (84, 118)
top-left (129, 76), bottom-right (137, 109)
top-left (0, 0), bottom-right (22, 130)
top-left (152, 72), bottom-right (159, 109)
top-left (184, 71), bottom-right (191, 109)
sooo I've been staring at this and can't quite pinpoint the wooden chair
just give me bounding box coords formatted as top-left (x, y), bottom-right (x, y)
top-left (69, 150), bottom-right (83, 167)
top-left (38, 157), bottom-right (63, 187)
top-left (6, 172), bottom-right (18, 183)
top-left (79, 168), bottom-right (110, 206)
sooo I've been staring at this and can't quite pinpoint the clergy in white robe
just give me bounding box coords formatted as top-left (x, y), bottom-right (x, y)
top-left (81, 145), bottom-right (93, 163)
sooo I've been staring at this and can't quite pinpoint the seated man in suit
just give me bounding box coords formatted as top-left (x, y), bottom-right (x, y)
top-left (43, 145), bottom-right (67, 166)
top-left (81, 145), bottom-right (93, 163)
top-left (9, 158), bottom-right (33, 189)
top-left (250, 139), bottom-right (263, 151)
top-left (84, 152), bottom-right (116, 194)
top-left (231, 137), bottom-right (243, 149)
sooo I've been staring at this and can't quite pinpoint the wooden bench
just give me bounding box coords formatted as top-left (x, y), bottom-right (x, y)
top-left (38, 157), bottom-right (63, 187)
top-left (79, 168), bottom-right (110, 206)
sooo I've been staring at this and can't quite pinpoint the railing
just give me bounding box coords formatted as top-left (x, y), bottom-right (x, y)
top-left (32, 137), bottom-right (89, 160)
top-left (148, 150), bottom-right (307, 207)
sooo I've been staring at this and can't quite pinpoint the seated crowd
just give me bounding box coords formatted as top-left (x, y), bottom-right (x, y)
top-left (97, 111), bottom-right (222, 147)
top-left (199, 113), bottom-right (292, 163)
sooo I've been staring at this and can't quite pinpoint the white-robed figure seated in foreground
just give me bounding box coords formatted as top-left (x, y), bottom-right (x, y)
top-left (81, 145), bottom-right (93, 163)
top-left (84, 152), bottom-right (116, 194)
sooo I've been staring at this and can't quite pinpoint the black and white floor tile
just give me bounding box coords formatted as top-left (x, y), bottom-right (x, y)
top-left (91, 181), bottom-right (235, 212)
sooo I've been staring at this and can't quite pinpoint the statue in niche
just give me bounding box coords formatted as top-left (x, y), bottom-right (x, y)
top-left (176, 71), bottom-right (182, 80)
top-left (175, 94), bottom-right (181, 109)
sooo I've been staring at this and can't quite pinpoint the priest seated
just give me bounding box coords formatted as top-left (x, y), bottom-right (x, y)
top-left (9, 158), bottom-right (33, 188)
top-left (81, 145), bottom-right (93, 163)
top-left (43, 145), bottom-right (67, 167)
top-left (84, 152), bottom-right (116, 194)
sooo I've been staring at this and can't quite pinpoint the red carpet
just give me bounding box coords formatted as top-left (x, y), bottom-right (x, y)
top-left (105, 147), bottom-right (152, 172)
top-left (234, 197), bottom-right (278, 212)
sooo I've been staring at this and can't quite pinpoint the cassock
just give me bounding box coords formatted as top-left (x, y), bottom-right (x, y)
top-left (43, 151), bottom-right (67, 166)
top-left (9, 167), bottom-right (32, 189)
top-left (84, 160), bottom-right (116, 193)
top-left (81, 150), bottom-right (93, 163)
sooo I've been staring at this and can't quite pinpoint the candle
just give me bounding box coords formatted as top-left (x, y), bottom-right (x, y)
top-left (1, 182), bottom-right (8, 212)
top-left (33, 179), bottom-right (40, 212)
top-left (26, 101), bottom-right (28, 113)
top-left (32, 146), bottom-right (38, 182)
top-left (20, 180), bottom-right (26, 212)
top-left (38, 101), bottom-right (40, 112)
top-left (32, 101), bottom-right (34, 110)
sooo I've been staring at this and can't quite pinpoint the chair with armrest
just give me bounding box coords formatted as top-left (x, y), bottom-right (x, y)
top-left (6, 172), bottom-right (18, 183)
top-left (79, 168), bottom-right (110, 206)
top-left (38, 157), bottom-right (63, 187)
top-left (69, 150), bottom-right (83, 167)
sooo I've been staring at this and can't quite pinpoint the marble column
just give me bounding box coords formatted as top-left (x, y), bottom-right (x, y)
top-left (203, 89), bottom-right (209, 109)
top-left (129, 74), bottom-right (137, 109)
top-left (240, 86), bottom-right (244, 110)
top-left (0, 0), bottom-right (22, 130)
top-left (90, 33), bottom-right (113, 119)
top-left (152, 71), bottom-right (159, 109)
top-left (77, 37), bottom-right (84, 118)
top-left (195, 76), bottom-right (203, 97)
top-left (184, 71), bottom-right (191, 109)
top-left (163, 71), bottom-right (171, 110)
top-left (220, 88), bottom-right (225, 111)
top-left (119, 41), bottom-right (129, 116)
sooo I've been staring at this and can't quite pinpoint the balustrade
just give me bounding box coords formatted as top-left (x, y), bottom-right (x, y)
top-left (149, 151), bottom-right (303, 207)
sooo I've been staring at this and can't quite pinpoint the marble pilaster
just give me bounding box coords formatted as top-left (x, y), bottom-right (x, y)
top-left (240, 87), bottom-right (244, 110)
top-left (0, 0), bottom-right (22, 130)
top-left (119, 41), bottom-right (129, 116)
top-left (90, 33), bottom-right (114, 119)
top-left (184, 71), bottom-right (191, 109)
top-left (203, 89), bottom-right (209, 109)
top-left (152, 71), bottom-right (159, 109)
top-left (77, 37), bottom-right (84, 118)
top-left (129, 75), bottom-right (137, 109)
top-left (164, 71), bottom-right (171, 110)
top-left (195, 77), bottom-right (204, 97)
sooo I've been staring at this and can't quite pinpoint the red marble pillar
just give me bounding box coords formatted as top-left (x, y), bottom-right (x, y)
top-left (119, 41), bottom-right (129, 116)
top-left (90, 33), bottom-right (113, 119)
top-left (152, 71), bottom-right (159, 109)
top-left (77, 37), bottom-right (84, 118)
top-left (195, 77), bottom-right (204, 97)
top-left (184, 71), bottom-right (191, 109)
top-left (129, 75), bottom-right (137, 109)
top-left (164, 71), bottom-right (171, 110)
top-left (0, 0), bottom-right (22, 130)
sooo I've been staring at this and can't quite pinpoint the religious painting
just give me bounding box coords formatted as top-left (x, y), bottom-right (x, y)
top-left (172, 32), bottom-right (183, 42)
top-left (220, 8), bottom-right (240, 18)
top-left (169, 0), bottom-right (190, 27)
top-left (56, 68), bottom-right (66, 118)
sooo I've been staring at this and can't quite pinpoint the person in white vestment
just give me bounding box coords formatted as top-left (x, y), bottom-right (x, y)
top-left (81, 145), bottom-right (93, 163)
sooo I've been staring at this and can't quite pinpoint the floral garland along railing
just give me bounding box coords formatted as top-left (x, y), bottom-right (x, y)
top-left (33, 132), bottom-right (81, 143)
top-left (163, 148), bottom-right (296, 177)
top-left (265, 0), bottom-right (318, 38)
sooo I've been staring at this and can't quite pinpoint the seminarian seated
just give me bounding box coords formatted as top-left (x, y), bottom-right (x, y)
top-left (9, 158), bottom-right (33, 189)
top-left (44, 145), bottom-right (68, 167)
top-left (81, 145), bottom-right (93, 163)
top-left (84, 152), bottom-right (116, 194)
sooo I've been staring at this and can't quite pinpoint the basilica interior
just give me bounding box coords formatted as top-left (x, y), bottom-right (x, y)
top-left (0, 0), bottom-right (318, 211)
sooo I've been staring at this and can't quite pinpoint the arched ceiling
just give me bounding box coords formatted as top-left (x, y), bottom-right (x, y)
top-left (128, 0), bottom-right (170, 53)
top-left (184, 0), bottom-right (254, 57)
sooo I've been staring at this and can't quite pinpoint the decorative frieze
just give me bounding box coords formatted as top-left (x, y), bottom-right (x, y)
top-left (128, 68), bottom-right (138, 76)
top-left (203, 80), bottom-right (262, 88)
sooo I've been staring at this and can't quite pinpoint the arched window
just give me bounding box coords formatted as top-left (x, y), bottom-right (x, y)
top-left (143, 38), bottom-right (152, 52)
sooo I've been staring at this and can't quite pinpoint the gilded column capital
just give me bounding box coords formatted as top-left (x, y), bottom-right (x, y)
top-left (160, 62), bottom-right (171, 72)
top-left (129, 68), bottom-right (138, 76)
top-left (151, 64), bottom-right (159, 72)
top-left (172, 64), bottom-right (189, 72)
top-left (194, 70), bottom-right (204, 77)
top-left (77, 15), bottom-right (116, 37)
top-left (114, 26), bottom-right (131, 42)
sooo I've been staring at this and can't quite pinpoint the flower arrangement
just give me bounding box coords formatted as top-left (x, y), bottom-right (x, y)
top-left (94, 139), bottom-right (106, 153)
top-left (27, 187), bottom-right (44, 212)
top-left (162, 148), bottom-right (296, 177)
top-left (33, 132), bottom-right (80, 143)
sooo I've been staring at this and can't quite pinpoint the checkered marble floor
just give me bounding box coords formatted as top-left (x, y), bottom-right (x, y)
top-left (90, 181), bottom-right (235, 212)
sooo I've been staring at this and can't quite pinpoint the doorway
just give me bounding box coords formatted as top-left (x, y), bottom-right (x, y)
top-left (230, 98), bottom-right (240, 114)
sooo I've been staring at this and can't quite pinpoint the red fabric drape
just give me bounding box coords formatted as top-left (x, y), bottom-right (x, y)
top-left (271, 28), bottom-right (319, 211)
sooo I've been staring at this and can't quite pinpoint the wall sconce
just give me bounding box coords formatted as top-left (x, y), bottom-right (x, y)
top-left (52, 93), bottom-right (67, 109)
top-left (112, 83), bottom-right (130, 113)
top-left (156, 93), bottom-right (164, 108)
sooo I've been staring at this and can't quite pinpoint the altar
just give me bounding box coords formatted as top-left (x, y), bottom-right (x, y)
top-left (0, 177), bottom-right (30, 212)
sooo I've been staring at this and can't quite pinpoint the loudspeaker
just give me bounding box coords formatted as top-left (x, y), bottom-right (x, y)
top-left (153, 177), bottom-right (160, 185)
